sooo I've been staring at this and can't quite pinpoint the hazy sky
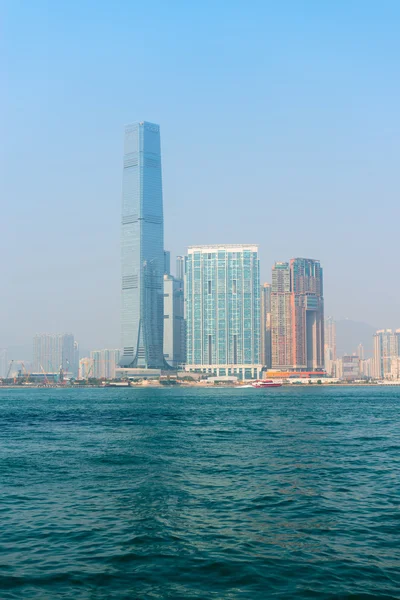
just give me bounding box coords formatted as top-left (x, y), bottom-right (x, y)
top-left (2, 0), bottom-right (399, 358)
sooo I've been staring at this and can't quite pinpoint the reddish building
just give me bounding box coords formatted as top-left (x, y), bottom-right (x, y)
top-left (271, 258), bottom-right (324, 372)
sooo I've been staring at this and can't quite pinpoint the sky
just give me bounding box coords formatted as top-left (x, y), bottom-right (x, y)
top-left (1, 0), bottom-right (399, 359)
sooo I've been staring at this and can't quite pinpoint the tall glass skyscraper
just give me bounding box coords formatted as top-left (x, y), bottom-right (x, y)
top-left (119, 122), bottom-right (165, 368)
top-left (185, 245), bottom-right (261, 380)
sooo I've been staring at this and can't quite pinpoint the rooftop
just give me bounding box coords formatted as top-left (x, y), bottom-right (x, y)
top-left (188, 244), bottom-right (258, 253)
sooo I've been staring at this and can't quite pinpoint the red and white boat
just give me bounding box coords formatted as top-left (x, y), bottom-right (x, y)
top-left (252, 379), bottom-right (282, 388)
top-left (238, 379), bottom-right (282, 389)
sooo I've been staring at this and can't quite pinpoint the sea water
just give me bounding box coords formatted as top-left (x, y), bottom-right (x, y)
top-left (0, 386), bottom-right (399, 599)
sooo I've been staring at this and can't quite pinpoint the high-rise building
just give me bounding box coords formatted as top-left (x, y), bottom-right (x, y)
top-left (90, 350), bottom-right (103, 379)
top-left (163, 274), bottom-right (185, 368)
top-left (324, 317), bottom-right (336, 359)
top-left (103, 349), bottom-right (121, 379)
top-left (271, 258), bottom-right (324, 371)
top-left (33, 334), bottom-right (57, 372)
top-left (164, 250), bottom-right (171, 275)
top-left (33, 334), bottom-right (76, 375)
top-left (61, 334), bottom-right (76, 376)
top-left (373, 329), bottom-right (400, 379)
top-left (176, 256), bottom-right (185, 281)
top-left (356, 343), bottom-right (365, 360)
top-left (119, 121), bottom-right (165, 369)
top-left (291, 258), bottom-right (324, 370)
top-left (390, 357), bottom-right (400, 380)
top-left (0, 348), bottom-right (8, 378)
top-left (90, 349), bottom-right (121, 379)
top-left (360, 358), bottom-right (373, 379)
top-left (324, 316), bottom-right (337, 375)
top-left (271, 262), bottom-right (292, 368)
top-left (73, 341), bottom-right (79, 378)
top-left (260, 283), bottom-right (272, 368)
top-left (185, 245), bottom-right (261, 380)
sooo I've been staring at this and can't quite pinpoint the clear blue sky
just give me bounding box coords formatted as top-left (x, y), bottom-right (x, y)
top-left (2, 0), bottom-right (399, 358)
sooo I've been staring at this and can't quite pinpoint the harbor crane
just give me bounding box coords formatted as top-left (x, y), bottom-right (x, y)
top-left (40, 364), bottom-right (50, 386)
top-left (21, 362), bottom-right (30, 384)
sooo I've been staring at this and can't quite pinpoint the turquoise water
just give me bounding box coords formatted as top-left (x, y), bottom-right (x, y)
top-left (0, 386), bottom-right (399, 599)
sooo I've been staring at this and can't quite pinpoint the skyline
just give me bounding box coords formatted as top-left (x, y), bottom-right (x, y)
top-left (2, 4), bottom-right (400, 597)
top-left (2, 1), bottom-right (400, 357)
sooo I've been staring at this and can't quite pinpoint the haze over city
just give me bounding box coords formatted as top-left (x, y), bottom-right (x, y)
top-left (2, 3), bottom-right (400, 599)
top-left (2, 0), bottom-right (399, 359)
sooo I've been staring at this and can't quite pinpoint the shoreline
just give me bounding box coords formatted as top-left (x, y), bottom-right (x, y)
top-left (1, 382), bottom-right (399, 390)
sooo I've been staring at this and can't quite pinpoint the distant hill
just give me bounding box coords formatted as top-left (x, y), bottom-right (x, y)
top-left (335, 320), bottom-right (376, 358)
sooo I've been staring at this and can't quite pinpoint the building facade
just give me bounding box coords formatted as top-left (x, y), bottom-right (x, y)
top-left (90, 349), bottom-right (121, 379)
top-left (176, 256), bottom-right (185, 281)
top-left (33, 333), bottom-right (77, 376)
top-left (359, 358), bottom-right (373, 379)
top-left (119, 121), bottom-right (165, 369)
top-left (185, 245), bottom-right (261, 380)
top-left (271, 263), bottom-right (292, 368)
top-left (357, 343), bottom-right (365, 360)
top-left (291, 258), bottom-right (324, 370)
top-left (390, 357), bottom-right (400, 380)
top-left (324, 316), bottom-right (337, 375)
top-left (163, 274), bottom-right (185, 368)
top-left (0, 348), bottom-right (7, 378)
top-left (339, 355), bottom-right (360, 381)
top-left (73, 341), bottom-right (79, 378)
top-left (164, 250), bottom-right (171, 275)
top-left (260, 283), bottom-right (272, 368)
top-left (373, 329), bottom-right (400, 379)
top-left (271, 258), bottom-right (324, 371)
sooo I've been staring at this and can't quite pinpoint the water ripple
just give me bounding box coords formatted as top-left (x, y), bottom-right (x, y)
top-left (0, 386), bottom-right (399, 599)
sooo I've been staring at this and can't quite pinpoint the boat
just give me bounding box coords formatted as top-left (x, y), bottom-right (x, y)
top-left (237, 379), bottom-right (282, 389)
top-left (252, 379), bottom-right (282, 388)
